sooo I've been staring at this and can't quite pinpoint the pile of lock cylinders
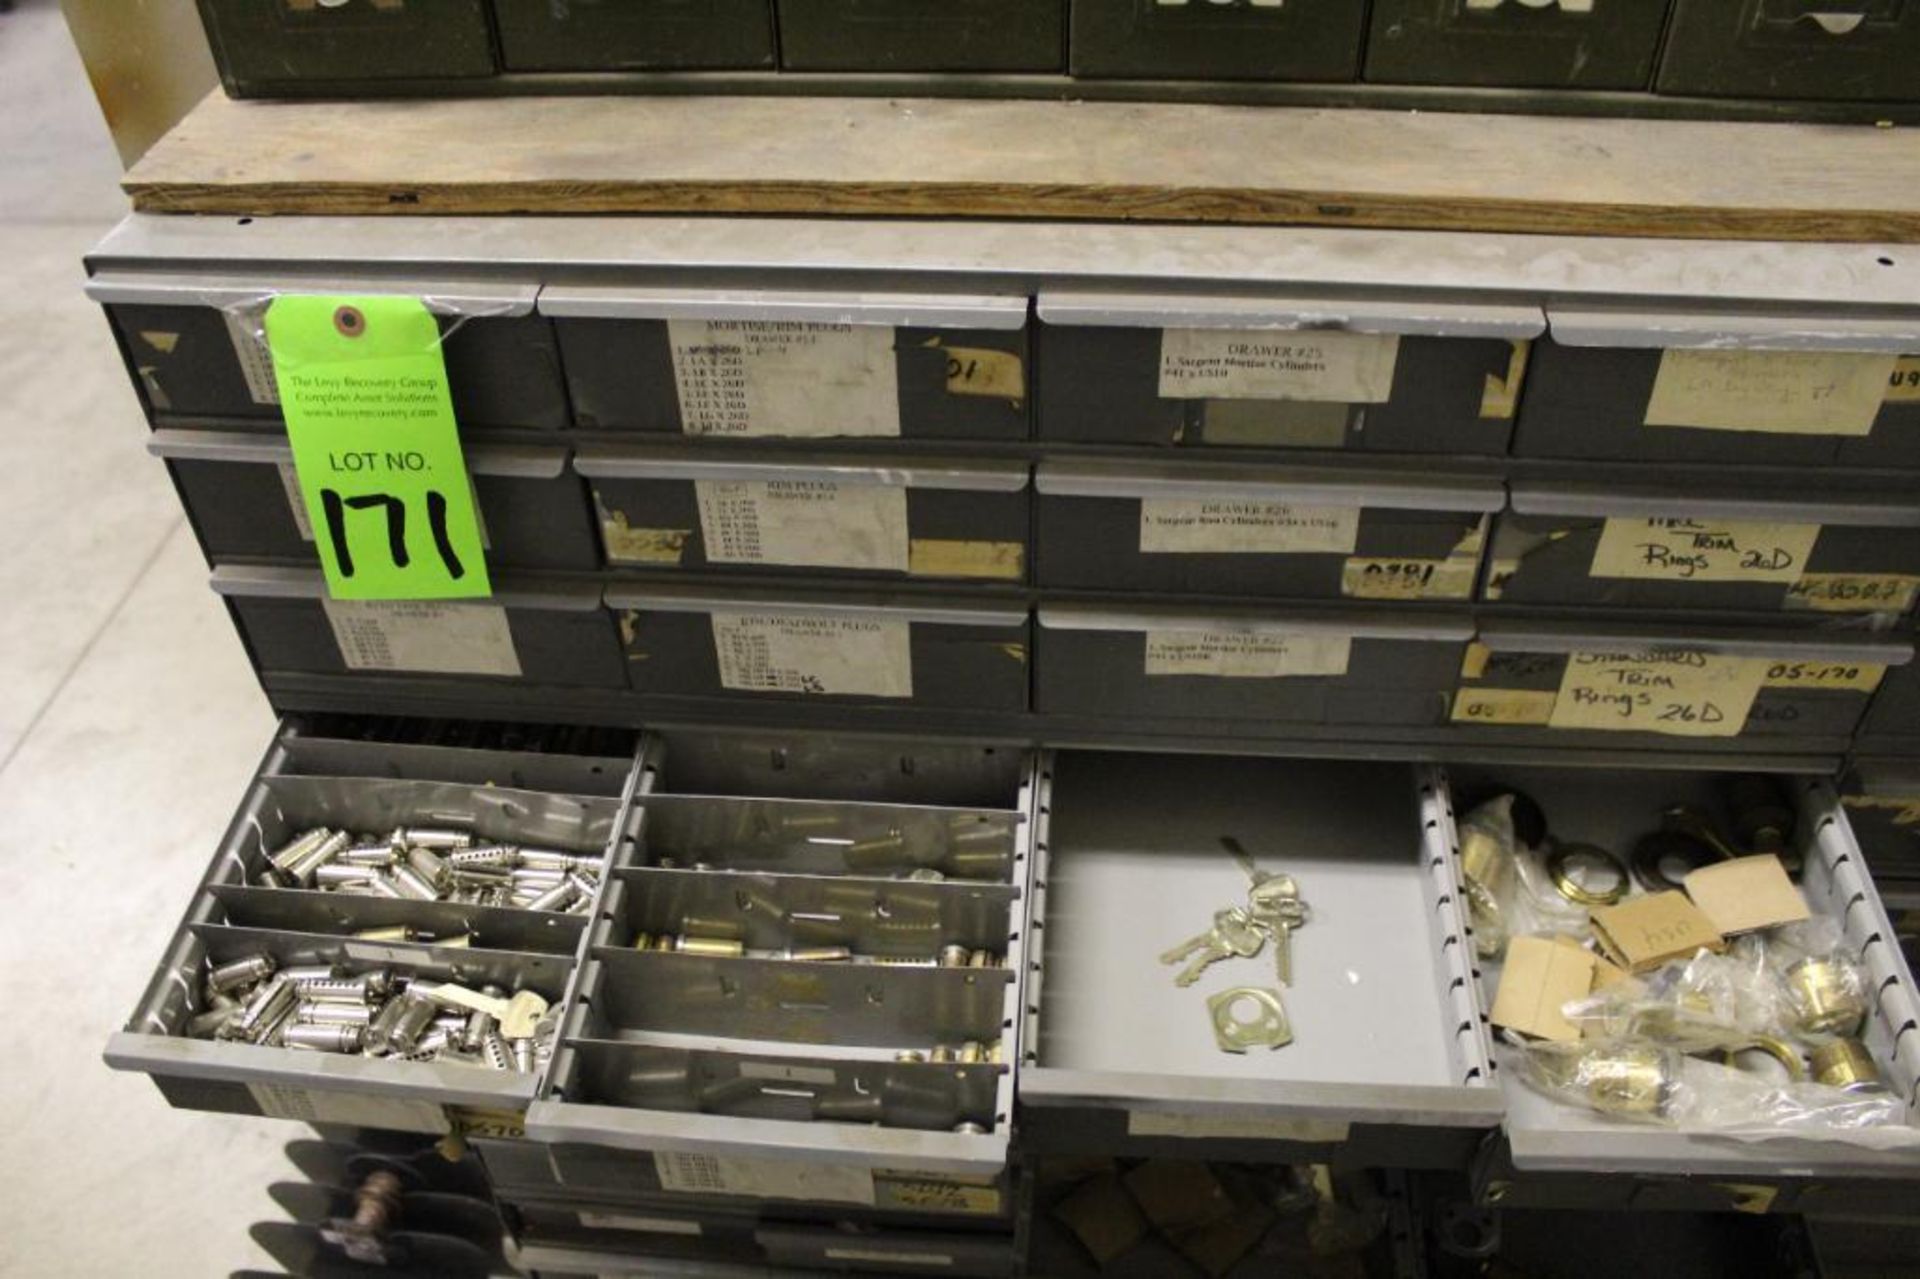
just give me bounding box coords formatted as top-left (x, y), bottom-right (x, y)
top-left (259, 825), bottom-right (601, 914)
top-left (1461, 778), bottom-right (1915, 1139)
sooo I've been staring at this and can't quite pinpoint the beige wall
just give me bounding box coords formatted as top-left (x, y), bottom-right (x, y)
top-left (60, 0), bottom-right (217, 167)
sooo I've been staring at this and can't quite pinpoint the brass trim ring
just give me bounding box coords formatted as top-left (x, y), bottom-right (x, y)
top-left (1547, 842), bottom-right (1630, 907)
top-left (1718, 1036), bottom-right (1808, 1082)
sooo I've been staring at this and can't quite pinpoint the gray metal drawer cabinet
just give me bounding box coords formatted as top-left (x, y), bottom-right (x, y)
top-left (1035, 457), bottom-right (1500, 601)
top-left (1365, 0), bottom-right (1672, 90)
top-left (580, 448), bottom-right (1031, 584)
top-left (543, 287), bottom-right (1031, 441)
top-left (1019, 754), bottom-right (1500, 1168)
top-left (153, 430), bottom-right (599, 574)
top-left (775, 0), bottom-right (1066, 71)
top-left (526, 733), bottom-right (1038, 1220)
top-left (1035, 600), bottom-right (1472, 729)
top-left (1858, 661), bottom-right (1920, 748)
top-left (1486, 471), bottom-right (1920, 619)
top-left (89, 272), bottom-right (570, 432)
top-left (1070, 0), bottom-right (1368, 80)
top-left (1511, 311), bottom-right (1920, 467)
top-left (1035, 290), bottom-right (1540, 455)
top-left (1838, 762), bottom-right (1920, 898)
top-left (197, 0), bottom-right (497, 97)
top-left (1452, 617), bottom-right (1914, 753)
top-left (492, 0), bottom-right (776, 72)
top-left (215, 564), bottom-right (628, 690)
top-left (1441, 764), bottom-right (1920, 1207)
top-left (105, 719), bottom-right (643, 1129)
top-left (609, 584), bottom-right (1032, 712)
top-left (1656, 0), bottom-right (1920, 103)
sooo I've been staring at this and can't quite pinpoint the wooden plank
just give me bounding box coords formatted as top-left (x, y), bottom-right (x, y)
top-left (126, 92), bottom-right (1920, 242)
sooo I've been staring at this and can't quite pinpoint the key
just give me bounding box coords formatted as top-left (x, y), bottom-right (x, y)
top-left (1253, 897), bottom-right (1310, 987)
top-left (1170, 908), bottom-right (1266, 988)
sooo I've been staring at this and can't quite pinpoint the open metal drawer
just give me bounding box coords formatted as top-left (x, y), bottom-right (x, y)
top-left (526, 730), bottom-right (1040, 1213)
top-left (1018, 752), bottom-right (1501, 1169)
top-left (1438, 763), bottom-right (1920, 1212)
top-left (104, 718), bottom-right (646, 1131)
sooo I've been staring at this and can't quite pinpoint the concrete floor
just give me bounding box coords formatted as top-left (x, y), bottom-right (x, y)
top-left (0, 3), bottom-right (287, 1273)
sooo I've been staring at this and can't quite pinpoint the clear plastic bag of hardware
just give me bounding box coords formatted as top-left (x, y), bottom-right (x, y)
top-left (1567, 938), bottom-right (1792, 1049)
top-left (1766, 918), bottom-right (1870, 1038)
top-left (1457, 796), bottom-right (1519, 959)
top-left (1507, 839), bottom-right (1597, 941)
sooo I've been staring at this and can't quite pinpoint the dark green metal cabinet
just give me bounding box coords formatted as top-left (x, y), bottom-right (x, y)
top-left (1657, 0), bottom-right (1920, 102)
top-left (775, 0), bottom-right (1067, 71)
top-left (1071, 0), bottom-right (1368, 80)
top-left (492, 0), bottom-right (777, 71)
top-left (197, 0), bottom-right (497, 95)
top-left (1366, 0), bottom-right (1673, 90)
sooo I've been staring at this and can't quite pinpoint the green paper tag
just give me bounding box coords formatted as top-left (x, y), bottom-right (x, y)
top-left (263, 295), bottom-right (489, 600)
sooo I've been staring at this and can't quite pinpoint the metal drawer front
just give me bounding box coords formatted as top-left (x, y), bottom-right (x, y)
top-left (1035, 601), bottom-right (1472, 728)
top-left (1035, 290), bottom-right (1539, 454)
top-left (492, 0), bottom-right (776, 72)
top-left (1035, 457), bottom-right (1499, 601)
top-left (1488, 474), bottom-right (1920, 619)
top-left (199, 0), bottom-right (497, 95)
top-left (775, 0), bottom-right (1067, 71)
top-left (1365, 0), bottom-right (1672, 90)
top-left (1513, 317), bottom-right (1920, 467)
top-left (91, 271), bottom-right (567, 431)
top-left (1457, 619), bottom-right (1915, 754)
top-left (527, 734), bottom-right (1039, 1188)
top-left (1442, 764), bottom-right (1920, 1186)
top-left (1657, 0), bottom-right (1920, 103)
top-left (1859, 662), bottom-right (1920, 747)
top-left (608, 585), bottom-right (1031, 712)
top-left (542, 285), bottom-right (1031, 440)
top-left (1019, 754), bottom-right (1499, 1165)
top-left (1071, 0), bottom-right (1369, 80)
top-left (106, 719), bottom-right (647, 1128)
top-left (581, 449), bottom-right (1031, 584)
top-left (154, 431), bottom-right (598, 574)
top-left (214, 564), bottom-right (628, 690)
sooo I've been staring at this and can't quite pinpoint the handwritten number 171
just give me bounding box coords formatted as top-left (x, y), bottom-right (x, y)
top-left (319, 488), bottom-right (465, 580)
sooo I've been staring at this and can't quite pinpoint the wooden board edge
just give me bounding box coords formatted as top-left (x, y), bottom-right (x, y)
top-left (122, 179), bottom-right (1920, 244)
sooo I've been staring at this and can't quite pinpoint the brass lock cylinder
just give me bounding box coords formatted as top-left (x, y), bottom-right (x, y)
top-left (1810, 1038), bottom-right (1883, 1093)
top-left (1784, 957), bottom-right (1868, 1036)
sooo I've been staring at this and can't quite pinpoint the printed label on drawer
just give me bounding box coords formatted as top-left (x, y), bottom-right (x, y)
top-left (1127, 1110), bottom-right (1351, 1143)
top-left (1784, 573), bottom-right (1920, 614)
top-left (653, 1152), bottom-right (876, 1206)
top-left (1760, 659), bottom-right (1887, 694)
top-left (247, 1084), bottom-right (450, 1133)
top-left (1589, 518), bottom-right (1821, 584)
top-left (224, 308), bottom-right (281, 406)
top-left (824, 1249), bottom-right (954, 1267)
top-left (696, 480), bottom-right (908, 572)
top-left (1548, 651), bottom-right (1766, 738)
top-left (668, 320), bottom-right (899, 438)
top-left (1451, 687), bottom-right (1558, 725)
top-left (1159, 329), bottom-right (1399, 403)
top-left (1342, 556), bottom-right (1477, 600)
top-left (278, 463), bottom-right (314, 539)
top-left (1140, 499), bottom-right (1359, 555)
top-left (878, 1177), bottom-right (1003, 1216)
top-left (323, 599), bottom-right (522, 676)
top-left (1886, 356), bottom-right (1920, 402)
top-left (1144, 632), bottom-right (1350, 678)
top-left (578, 1212), bottom-right (702, 1237)
top-left (1644, 350), bottom-right (1896, 436)
top-left (739, 1062), bottom-right (837, 1086)
top-left (712, 613), bottom-right (912, 698)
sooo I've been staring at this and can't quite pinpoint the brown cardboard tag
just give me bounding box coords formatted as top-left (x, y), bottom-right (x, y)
top-left (1683, 855), bottom-right (1811, 936)
top-left (1591, 891), bottom-right (1726, 972)
top-left (1490, 935), bottom-right (1597, 1042)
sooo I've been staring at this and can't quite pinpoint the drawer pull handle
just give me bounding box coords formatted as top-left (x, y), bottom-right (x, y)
top-left (1464, 0), bottom-right (1596, 12)
top-left (1805, 11), bottom-right (1869, 34)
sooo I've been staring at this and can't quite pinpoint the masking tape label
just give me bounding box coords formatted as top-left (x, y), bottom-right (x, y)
top-left (1760, 659), bottom-right (1886, 694)
top-left (696, 479), bottom-right (908, 572)
top-left (323, 599), bottom-right (521, 677)
top-left (1140, 499), bottom-right (1359, 555)
top-left (1342, 556), bottom-right (1477, 600)
top-left (1884, 356), bottom-right (1920, 403)
top-left (1144, 632), bottom-right (1350, 678)
top-left (600, 516), bottom-right (691, 565)
top-left (939, 344), bottom-right (1025, 399)
top-left (1548, 651), bottom-right (1766, 738)
top-left (1451, 688), bottom-right (1558, 725)
top-left (1589, 517), bottom-right (1820, 584)
top-left (908, 538), bottom-right (1024, 580)
top-left (1159, 329), bottom-right (1399, 402)
top-left (712, 613), bottom-right (912, 698)
top-left (653, 1151), bottom-right (876, 1206)
top-left (1784, 573), bottom-right (1920, 614)
top-left (1644, 349), bottom-right (1896, 436)
top-left (669, 320), bottom-right (899, 438)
